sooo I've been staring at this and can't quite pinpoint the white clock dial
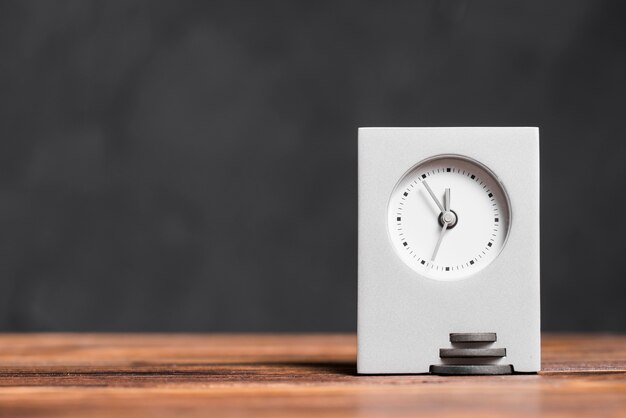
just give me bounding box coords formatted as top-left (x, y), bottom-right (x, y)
top-left (387, 155), bottom-right (511, 280)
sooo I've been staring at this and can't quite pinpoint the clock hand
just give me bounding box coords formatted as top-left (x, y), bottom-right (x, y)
top-left (431, 219), bottom-right (449, 261)
top-left (444, 188), bottom-right (450, 212)
top-left (422, 180), bottom-right (445, 213)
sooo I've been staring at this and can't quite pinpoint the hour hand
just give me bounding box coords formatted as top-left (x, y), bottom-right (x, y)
top-left (421, 180), bottom-right (445, 213)
top-left (444, 188), bottom-right (450, 211)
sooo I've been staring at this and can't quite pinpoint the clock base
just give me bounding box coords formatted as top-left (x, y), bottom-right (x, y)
top-left (430, 364), bottom-right (513, 375)
top-left (430, 332), bottom-right (513, 375)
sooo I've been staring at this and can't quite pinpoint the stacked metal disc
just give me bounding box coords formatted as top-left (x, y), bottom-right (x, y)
top-left (430, 333), bottom-right (513, 375)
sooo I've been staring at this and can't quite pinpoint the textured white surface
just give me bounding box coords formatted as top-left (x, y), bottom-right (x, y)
top-left (357, 127), bottom-right (540, 374)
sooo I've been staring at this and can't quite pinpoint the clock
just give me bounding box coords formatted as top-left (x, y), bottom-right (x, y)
top-left (388, 155), bottom-right (511, 280)
top-left (358, 127), bottom-right (540, 375)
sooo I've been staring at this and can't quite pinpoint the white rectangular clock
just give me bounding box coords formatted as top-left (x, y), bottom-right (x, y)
top-left (357, 127), bottom-right (540, 375)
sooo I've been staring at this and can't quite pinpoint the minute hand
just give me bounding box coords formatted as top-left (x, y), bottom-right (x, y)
top-left (422, 180), bottom-right (445, 213)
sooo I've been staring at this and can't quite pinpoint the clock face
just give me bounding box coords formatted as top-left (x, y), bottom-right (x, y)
top-left (387, 155), bottom-right (511, 280)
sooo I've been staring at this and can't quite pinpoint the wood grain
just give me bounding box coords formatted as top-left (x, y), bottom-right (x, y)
top-left (0, 333), bottom-right (624, 417)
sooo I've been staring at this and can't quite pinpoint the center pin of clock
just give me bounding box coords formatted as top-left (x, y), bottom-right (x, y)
top-left (439, 210), bottom-right (458, 229)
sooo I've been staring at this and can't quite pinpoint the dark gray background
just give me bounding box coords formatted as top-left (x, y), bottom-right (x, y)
top-left (0, 0), bottom-right (624, 332)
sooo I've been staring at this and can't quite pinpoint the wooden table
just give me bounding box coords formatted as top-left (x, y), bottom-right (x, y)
top-left (0, 334), bottom-right (624, 417)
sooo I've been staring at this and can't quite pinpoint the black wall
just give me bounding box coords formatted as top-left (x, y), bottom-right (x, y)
top-left (1, 0), bottom-right (624, 331)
